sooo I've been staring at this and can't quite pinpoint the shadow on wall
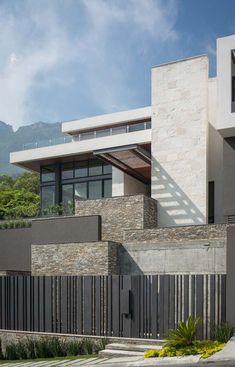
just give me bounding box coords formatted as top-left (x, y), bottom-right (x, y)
top-left (152, 158), bottom-right (206, 226)
top-left (118, 246), bottom-right (144, 275)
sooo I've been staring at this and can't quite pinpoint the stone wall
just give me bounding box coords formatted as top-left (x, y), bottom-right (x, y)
top-left (32, 241), bottom-right (119, 276)
top-left (151, 56), bottom-right (208, 227)
top-left (75, 194), bottom-right (158, 243)
top-left (119, 224), bottom-right (227, 274)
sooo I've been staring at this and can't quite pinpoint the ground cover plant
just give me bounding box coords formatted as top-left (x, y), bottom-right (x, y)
top-left (144, 317), bottom-right (231, 359)
top-left (0, 336), bottom-right (107, 361)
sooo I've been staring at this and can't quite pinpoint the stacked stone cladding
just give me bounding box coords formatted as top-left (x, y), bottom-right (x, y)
top-left (75, 194), bottom-right (158, 243)
top-left (31, 241), bottom-right (119, 276)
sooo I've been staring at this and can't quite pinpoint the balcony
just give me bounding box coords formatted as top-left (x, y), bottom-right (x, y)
top-left (21, 120), bottom-right (151, 151)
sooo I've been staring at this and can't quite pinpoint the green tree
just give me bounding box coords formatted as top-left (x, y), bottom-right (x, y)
top-left (13, 172), bottom-right (40, 194)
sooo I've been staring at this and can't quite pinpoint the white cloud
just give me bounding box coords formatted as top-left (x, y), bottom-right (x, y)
top-left (0, 0), bottom-right (179, 129)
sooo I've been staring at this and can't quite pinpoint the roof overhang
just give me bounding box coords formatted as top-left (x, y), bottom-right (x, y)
top-left (94, 144), bottom-right (151, 184)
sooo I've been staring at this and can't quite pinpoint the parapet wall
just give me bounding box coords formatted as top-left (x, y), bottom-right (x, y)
top-left (119, 224), bottom-right (227, 274)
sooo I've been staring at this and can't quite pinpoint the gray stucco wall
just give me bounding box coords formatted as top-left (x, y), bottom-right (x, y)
top-left (32, 241), bottom-right (119, 276)
top-left (119, 224), bottom-right (227, 274)
top-left (32, 215), bottom-right (101, 244)
top-left (75, 194), bottom-right (158, 243)
top-left (0, 228), bottom-right (32, 272)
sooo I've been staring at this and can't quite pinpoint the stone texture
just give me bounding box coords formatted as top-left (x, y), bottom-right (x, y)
top-left (119, 224), bottom-right (227, 275)
top-left (75, 194), bottom-right (158, 243)
top-left (31, 241), bottom-right (119, 276)
top-left (151, 56), bottom-right (208, 227)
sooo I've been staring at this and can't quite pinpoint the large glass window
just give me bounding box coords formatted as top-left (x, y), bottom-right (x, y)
top-left (88, 180), bottom-right (102, 199)
top-left (41, 185), bottom-right (55, 209)
top-left (89, 159), bottom-right (103, 176)
top-left (75, 161), bottom-right (88, 178)
top-left (62, 162), bottom-right (74, 179)
top-left (104, 179), bottom-right (112, 197)
top-left (75, 182), bottom-right (87, 201)
top-left (62, 184), bottom-right (73, 205)
top-left (41, 165), bottom-right (55, 182)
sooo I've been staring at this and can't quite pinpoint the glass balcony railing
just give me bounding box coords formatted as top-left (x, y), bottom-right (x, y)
top-left (21, 120), bottom-right (151, 151)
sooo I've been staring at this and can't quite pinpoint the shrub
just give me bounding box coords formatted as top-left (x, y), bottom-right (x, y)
top-left (212, 322), bottom-right (235, 343)
top-left (66, 340), bottom-right (84, 356)
top-left (165, 316), bottom-right (202, 347)
top-left (144, 341), bottom-right (224, 359)
top-left (0, 219), bottom-right (32, 230)
top-left (34, 338), bottom-right (54, 358)
top-left (25, 338), bottom-right (36, 359)
top-left (15, 341), bottom-right (28, 359)
top-left (0, 339), bottom-right (3, 359)
top-left (5, 343), bottom-right (18, 360)
top-left (83, 338), bottom-right (94, 355)
top-left (144, 349), bottom-right (159, 358)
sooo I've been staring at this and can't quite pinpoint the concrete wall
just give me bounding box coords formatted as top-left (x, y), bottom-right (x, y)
top-left (151, 56), bottom-right (208, 227)
top-left (32, 241), bottom-right (119, 276)
top-left (75, 194), bottom-right (158, 243)
top-left (119, 224), bottom-right (227, 274)
top-left (208, 78), bottom-right (225, 223)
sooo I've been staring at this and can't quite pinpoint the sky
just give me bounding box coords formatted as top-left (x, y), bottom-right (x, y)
top-left (0, 0), bottom-right (235, 130)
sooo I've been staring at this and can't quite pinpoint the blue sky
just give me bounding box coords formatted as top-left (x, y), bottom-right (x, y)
top-left (0, 0), bottom-right (235, 129)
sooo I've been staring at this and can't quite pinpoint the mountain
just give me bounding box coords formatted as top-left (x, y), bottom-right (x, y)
top-left (0, 121), bottom-right (63, 176)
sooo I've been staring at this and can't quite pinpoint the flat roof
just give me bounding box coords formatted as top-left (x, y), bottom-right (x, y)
top-left (62, 106), bottom-right (151, 135)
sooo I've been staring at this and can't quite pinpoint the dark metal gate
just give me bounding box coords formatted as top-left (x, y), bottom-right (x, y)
top-left (0, 274), bottom-right (226, 339)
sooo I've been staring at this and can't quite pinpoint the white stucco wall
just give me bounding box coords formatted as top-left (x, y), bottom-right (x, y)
top-left (112, 167), bottom-right (147, 197)
top-left (151, 56), bottom-right (208, 227)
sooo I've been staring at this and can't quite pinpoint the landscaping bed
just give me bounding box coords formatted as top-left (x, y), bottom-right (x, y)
top-left (0, 336), bottom-right (106, 361)
top-left (144, 317), bottom-right (234, 360)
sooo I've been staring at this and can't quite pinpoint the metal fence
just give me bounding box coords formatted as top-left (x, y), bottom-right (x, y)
top-left (0, 274), bottom-right (226, 339)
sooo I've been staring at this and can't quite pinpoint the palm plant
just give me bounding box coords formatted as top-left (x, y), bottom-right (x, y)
top-left (165, 316), bottom-right (202, 347)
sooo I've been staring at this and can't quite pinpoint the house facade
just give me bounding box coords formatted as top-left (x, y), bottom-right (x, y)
top-left (9, 34), bottom-right (235, 227)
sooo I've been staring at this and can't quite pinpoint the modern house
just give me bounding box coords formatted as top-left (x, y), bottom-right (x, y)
top-left (10, 34), bottom-right (235, 228)
top-left (2, 34), bottom-right (235, 340)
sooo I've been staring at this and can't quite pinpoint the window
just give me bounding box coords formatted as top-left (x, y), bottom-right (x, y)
top-left (208, 181), bottom-right (215, 224)
top-left (75, 161), bottom-right (88, 178)
top-left (96, 129), bottom-right (110, 138)
top-left (61, 162), bottom-right (74, 180)
top-left (41, 185), bottom-right (55, 209)
top-left (89, 159), bottom-right (102, 176)
top-left (88, 180), bottom-right (102, 199)
top-left (41, 165), bottom-right (55, 182)
top-left (129, 122), bottom-right (145, 132)
top-left (104, 179), bottom-right (112, 197)
top-left (75, 182), bottom-right (87, 201)
top-left (112, 126), bottom-right (127, 135)
top-left (62, 184), bottom-right (73, 205)
top-left (103, 164), bottom-right (112, 175)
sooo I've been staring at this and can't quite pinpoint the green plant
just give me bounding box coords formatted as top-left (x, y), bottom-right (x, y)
top-left (15, 341), bottom-right (28, 359)
top-left (5, 343), bottom-right (18, 360)
top-left (66, 340), bottom-right (84, 356)
top-left (144, 341), bottom-right (224, 359)
top-left (83, 338), bottom-right (94, 355)
top-left (34, 338), bottom-right (54, 358)
top-left (165, 316), bottom-right (202, 348)
top-left (0, 339), bottom-right (3, 360)
top-left (25, 338), bottom-right (36, 359)
top-left (212, 322), bottom-right (235, 343)
top-left (144, 349), bottom-right (159, 358)
top-left (47, 338), bottom-right (66, 357)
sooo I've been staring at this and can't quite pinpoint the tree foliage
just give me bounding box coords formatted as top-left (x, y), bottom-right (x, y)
top-left (0, 172), bottom-right (40, 219)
